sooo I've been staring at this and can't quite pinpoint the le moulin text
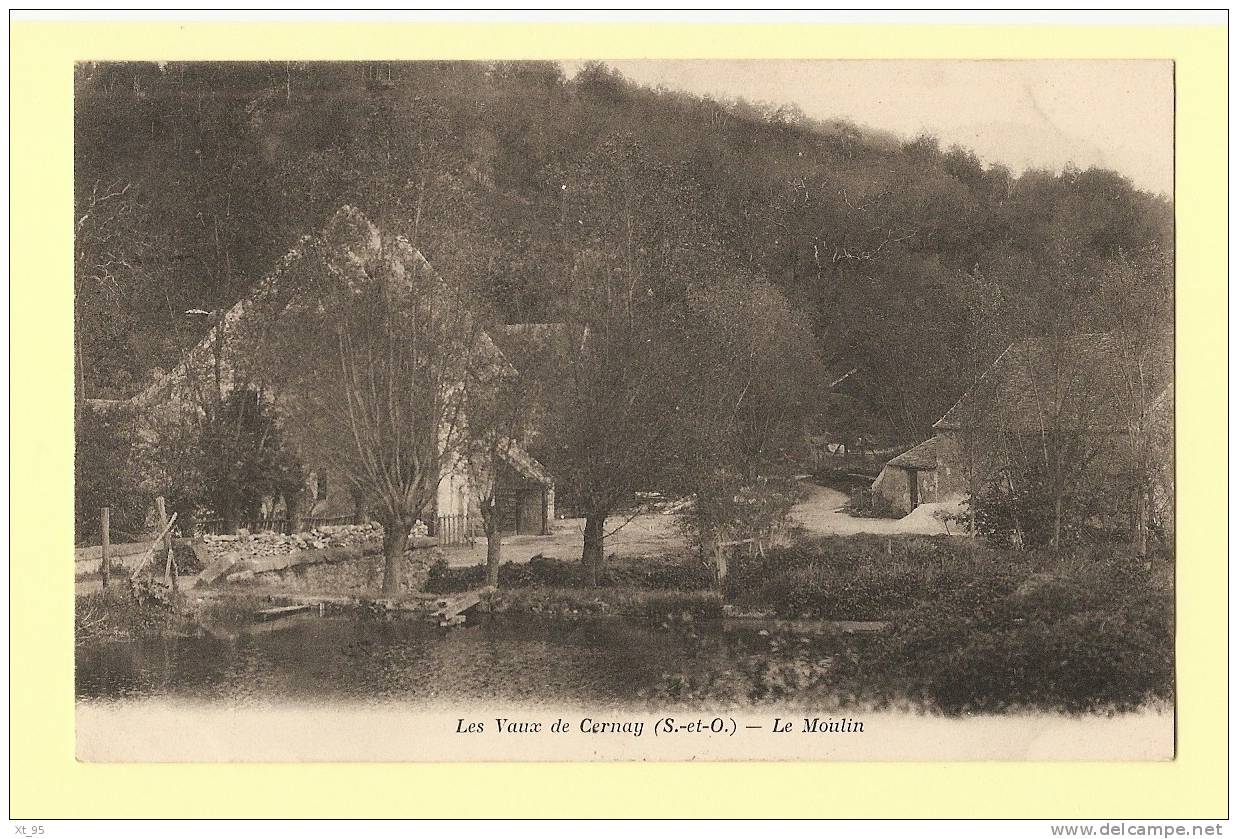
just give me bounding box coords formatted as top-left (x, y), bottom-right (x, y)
top-left (455, 717), bottom-right (865, 737)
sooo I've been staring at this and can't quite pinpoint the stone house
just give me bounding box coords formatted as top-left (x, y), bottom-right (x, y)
top-left (873, 332), bottom-right (1173, 536)
top-left (870, 437), bottom-right (940, 516)
top-left (122, 207), bottom-right (557, 539)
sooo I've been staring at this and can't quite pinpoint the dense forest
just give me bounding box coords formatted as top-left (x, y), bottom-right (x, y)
top-left (75, 60), bottom-right (1173, 445)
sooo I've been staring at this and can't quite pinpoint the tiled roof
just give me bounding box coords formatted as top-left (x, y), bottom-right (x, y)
top-left (887, 437), bottom-right (938, 470)
top-left (499, 439), bottom-right (553, 486)
top-left (933, 332), bottom-right (1173, 433)
top-left (130, 206), bottom-right (514, 406)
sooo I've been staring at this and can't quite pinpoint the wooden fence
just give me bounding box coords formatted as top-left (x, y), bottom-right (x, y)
top-left (432, 514), bottom-right (475, 547)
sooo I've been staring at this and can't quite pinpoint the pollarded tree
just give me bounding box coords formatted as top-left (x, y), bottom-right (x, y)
top-left (531, 136), bottom-right (718, 586)
top-left (243, 207), bottom-right (489, 594)
top-left (532, 251), bottom-right (686, 587)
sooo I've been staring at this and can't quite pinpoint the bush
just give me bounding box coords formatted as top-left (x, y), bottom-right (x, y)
top-left (425, 557), bottom-right (484, 593)
top-left (75, 402), bottom-right (150, 544)
top-left (726, 535), bottom-right (1013, 620)
top-left (653, 542), bottom-right (1173, 713)
top-left (75, 585), bottom-right (182, 642)
top-left (425, 553), bottom-right (715, 594)
top-left (886, 567), bottom-right (1173, 713)
top-left (967, 468), bottom-right (1140, 550)
top-left (725, 534), bottom-right (1170, 622)
top-left (679, 474), bottom-right (804, 556)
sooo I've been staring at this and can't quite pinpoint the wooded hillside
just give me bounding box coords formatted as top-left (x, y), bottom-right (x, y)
top-left (74, 60), bottom-right (1173, 442)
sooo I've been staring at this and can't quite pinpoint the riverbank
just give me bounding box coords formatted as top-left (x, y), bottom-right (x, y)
top-left (77, 531), bottom-right (1174, 717)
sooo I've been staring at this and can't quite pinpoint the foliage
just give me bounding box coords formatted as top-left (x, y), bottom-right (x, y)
top-left (75, 59), bottom-right (1173, 487)
top-left (671, 279), bottom-right (822, 558)
top-left (198, 387), bottom-right (301, 528)
top-left (134, 401), bottom-right (206, 534)
top-left (884, 566), bottom-right (1174, 714)
top-left (653, 536), bottom-right (1173, 713)
top-left (724, 534), bottom-right (1164, 621)
top-left (75, 402), bottom-right (150, 544)
top-left (75, 585), bottom-right (183, 643)
top-left (679, 474), bottom-right (805, 557)
top-left (966, 455), bottom-right (1137, 550)
top-left (426, 552), bottom-right (715, 594)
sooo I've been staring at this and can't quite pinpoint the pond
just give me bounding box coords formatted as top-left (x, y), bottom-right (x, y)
top-left (75, 613), bottom-right (802, 708)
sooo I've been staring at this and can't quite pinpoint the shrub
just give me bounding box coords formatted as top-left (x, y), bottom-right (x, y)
top-left (75, 402), bottom-right (150, 544)
top-left (887, 572), bottom-right (1174, 713)
top-left (75, 585), bottom-right (183, 642)
top-left (426, 553), bottom-right (714, 594)
top-left (726, 535), bottom-right (1015, 620)
top-left (679, 474), bottom-right (804, 557)
top-left (652, 546), bottom-right (1173, 713)
top-left (425, 557), bottom-right (483, 593)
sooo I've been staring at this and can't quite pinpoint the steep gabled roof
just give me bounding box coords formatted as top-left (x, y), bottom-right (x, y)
top-left (887, 437), bottom-right (938, 470)
top-left (132, 206), bottom-right (516, 408)
top-left (499, 438), bottom-right (553, 486)
top-left (933, 331), bottom-right (1173, 434)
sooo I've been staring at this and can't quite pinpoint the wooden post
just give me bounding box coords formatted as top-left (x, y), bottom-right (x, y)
top-left (129, 512), bottom-right (178, 582)
top-left (712, 531), bottom-right (729, 589)
top-left (156, 496), bottom-right (177, 589)
top-left (99, 507), bottom-right (110, 590)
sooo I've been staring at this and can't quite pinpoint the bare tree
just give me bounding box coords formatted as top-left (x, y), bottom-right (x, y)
top-left (245, 207), bottom-right (487, 594)
top-left (1093, 248), bottom-right (1174, 555)
top-left (453, 328), bottom-right (546, 588)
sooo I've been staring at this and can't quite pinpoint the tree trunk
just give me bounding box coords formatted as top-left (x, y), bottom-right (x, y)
top-left (285, 490), bottom-right (303, 536)
top-left (350, 486), bottom-right (369, 525)
top-left (1135, 485), bottom-right (1148, 557)
top-left (1052, 494), bottom-right (1063, 552)
top-left (713, 540), bottom-right (728, 589)
top-left (582, 513), bottom-right (606, 587)
top-left (381, 519), bottom-right (408, 595)
top-left (485, 530), bottom-right (502, 588)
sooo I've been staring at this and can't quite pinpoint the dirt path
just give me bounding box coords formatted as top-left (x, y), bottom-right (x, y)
top-left (443, 510), bottom-right (686, 568)
top-left (76, 481), bottom-right (953, 595)
top-left (444, 481), bottom-right (954, 569)
top-left (790, 483), bottom-right (955, 537)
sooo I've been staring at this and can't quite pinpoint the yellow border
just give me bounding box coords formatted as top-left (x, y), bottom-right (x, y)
top-left (12, 21), bottom-right (1227, 818)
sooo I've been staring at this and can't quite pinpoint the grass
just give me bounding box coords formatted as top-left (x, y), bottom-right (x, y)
top-left (75, 585), bottom-right (191, 643)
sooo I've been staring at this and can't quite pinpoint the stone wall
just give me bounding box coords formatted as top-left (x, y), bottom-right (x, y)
top-left (253, 547), bottom-right (438, 593)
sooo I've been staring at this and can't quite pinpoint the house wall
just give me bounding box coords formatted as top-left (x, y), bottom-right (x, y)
top-left (436, 464), bottom-right (474, 520)
top-left (872, 465), bottom-right (939, 517)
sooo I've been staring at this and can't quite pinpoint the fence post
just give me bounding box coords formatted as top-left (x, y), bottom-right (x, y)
top-left (99, 507), bottom-right (110, 590)
top-left (155, 496), bottom-right (177, 589)
top-left (712, 535), bottom-right (728, 589)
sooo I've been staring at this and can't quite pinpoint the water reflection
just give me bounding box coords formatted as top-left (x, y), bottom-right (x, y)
top-left (75, 614), bottom-right (761, 708)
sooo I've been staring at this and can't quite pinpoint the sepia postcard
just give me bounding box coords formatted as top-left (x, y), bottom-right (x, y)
top-left (69, 56), bottom-right (1178, 765)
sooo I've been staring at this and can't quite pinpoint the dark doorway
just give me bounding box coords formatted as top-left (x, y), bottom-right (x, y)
top-left (908, 469), bottom-right (919, 509)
